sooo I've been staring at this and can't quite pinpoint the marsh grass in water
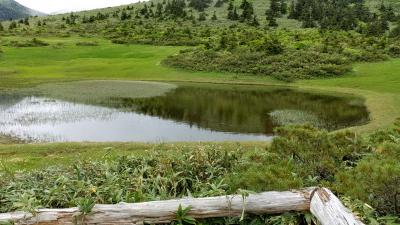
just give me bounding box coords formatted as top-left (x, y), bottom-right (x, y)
top-left (269, 110), bottom-right (325, 128)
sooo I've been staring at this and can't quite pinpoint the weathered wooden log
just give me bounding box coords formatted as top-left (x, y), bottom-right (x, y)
top-left (0, 189), bottom-right (312, 225)
top-left (310, 188), bottom-right (365, 225)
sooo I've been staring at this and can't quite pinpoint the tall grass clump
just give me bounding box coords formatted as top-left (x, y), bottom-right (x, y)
top-left (0, 146), bottom-right (241, 213)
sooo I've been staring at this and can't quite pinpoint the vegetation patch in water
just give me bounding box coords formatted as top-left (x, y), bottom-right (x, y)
top-left (269, 110), bottom-right (325, 128)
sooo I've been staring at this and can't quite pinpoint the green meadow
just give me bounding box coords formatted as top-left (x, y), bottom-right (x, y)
top-left (1, 36), bottom-right (400, 141)
top-left (0, 36), bottom-right (272, 90)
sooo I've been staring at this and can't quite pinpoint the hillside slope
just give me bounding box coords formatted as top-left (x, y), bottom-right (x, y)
top-left (0, 0), bottom-right (44, 20)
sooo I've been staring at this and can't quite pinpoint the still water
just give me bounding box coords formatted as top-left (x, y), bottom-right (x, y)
top-left (0, 83), bottom-right (369, 142)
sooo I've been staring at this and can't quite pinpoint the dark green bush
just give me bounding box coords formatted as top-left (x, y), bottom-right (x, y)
top-left (76, 41), bottom-right (99, 46)
top-left (8, 38), bottom-right (49, 47)
top-left (270, 125), bottom-right (369, 182)
top-left (389, 44), bottom-right (400, 57)
top-left (164, 48), bottom-right (352, 81)
top-left (336, 143), bottom-right (400, 215)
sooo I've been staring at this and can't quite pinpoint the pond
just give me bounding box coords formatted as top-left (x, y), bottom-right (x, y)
top-left (0, 82), bottom-right (369, 142)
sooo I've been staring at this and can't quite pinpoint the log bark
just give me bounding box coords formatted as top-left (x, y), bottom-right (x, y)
top-left (0, 189), bottom-right (312, 225)
top-left (310, 188), bottom-right (365, 225)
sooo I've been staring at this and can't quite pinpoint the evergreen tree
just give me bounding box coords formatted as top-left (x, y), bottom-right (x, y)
top-left (379, 15), bottom-right (389, 32)
top-left (140, 4), bottom-right (149, 15)
top-left (198, 12), bottom-right (207, 21)
top-left (267, 14), bottom-right (278, 27)
top-left (366, 14), bottom-right (388, 36)
top-left (228, 6), bottom-right (239, 20)
top-left (266, 0), bottom-right (281, 27)
top-left (0, 22), bottom-right (3, 31)
top-left (280, 0), bottom-right (287, 15)
top-left (215, 0), bottom-right (224, 7)
top-left (23, 18), bottom-right (29, 26)
top-left (8, 21), bottom-right (17, 30)
top-left (390, 21), bottom-right (400, 38)
top-left (250, 15), bottom-right (260, 26)
top-left (189, 0), bottom-right (212, 12)
top-left (120, 11), bottom-right (130, 20)
top-left (240, 0), bottom-right (254, 22)
top-left (188, 12), bottom-right (195, 21)
top-left (218, 33), bottom-right (229, 49)
top-left (268, 0), bottom-right (281, 18)
top-left (212, 11), bottom-right (218, 20)
top-left (156, 3), bottom-right (164, 17)
top-left (228, 8), bottom-right (233, 19)
top-left (164, 0), bottom-right (187, 18)
top-left (288, 0), bottom-right (296, 19)
top-left (228, 0), bottom-right (234, 10)
top-left (233, 7), bottom-right (239, 20)
top-left (300, 6), bottom-right (316, 28)
top-left (379, 2), bottom-right (396, 22)
top-left (354, 2), bottom-right (371, 22)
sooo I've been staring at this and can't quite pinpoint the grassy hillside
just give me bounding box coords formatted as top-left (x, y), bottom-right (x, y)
top-left (3, 0), bottom-right (398, 31)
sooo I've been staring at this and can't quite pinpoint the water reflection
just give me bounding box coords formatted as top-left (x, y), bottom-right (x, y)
top-left (0, 83), bottom-right (369, 142)
top-left (0, 96), bottom-right (269, 142)
top-left (128, 85), bottom-right (370, 134)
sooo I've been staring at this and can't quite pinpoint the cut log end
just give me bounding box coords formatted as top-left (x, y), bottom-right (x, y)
top-left (310, 188), bottom-right (365, 225)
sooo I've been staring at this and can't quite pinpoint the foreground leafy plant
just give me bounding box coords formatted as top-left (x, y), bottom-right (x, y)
top-left (174, 205), bottom-right (196, 225)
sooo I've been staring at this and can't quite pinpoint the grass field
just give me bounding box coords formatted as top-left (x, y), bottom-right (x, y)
top-left (1, 36), bottom-right (400, 171)
top-left (0, 36), bottom-right (274, 90)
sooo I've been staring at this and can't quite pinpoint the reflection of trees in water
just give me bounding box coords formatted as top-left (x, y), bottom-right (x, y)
top-left (0, 86), bottom-right (370, 138)
top-left (124, 86), bottom-right (369, 135)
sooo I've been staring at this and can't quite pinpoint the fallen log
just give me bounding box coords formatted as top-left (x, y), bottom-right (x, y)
top-left (310, 188), bottom-right (365, 225)
top-left (0, 189), bottom-right (311, 225)
top-left (0, 187), bottom-right (365, 225)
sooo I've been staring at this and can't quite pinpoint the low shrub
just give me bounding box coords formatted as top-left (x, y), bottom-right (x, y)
top-left (8, 38), bottom-right (49, 47)
top-left (76, 41), bottom-right (99, 46)
top-left (164, 49), bottom-right (352, 81)
top-left (336, 143), bottom-right (400, 215)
